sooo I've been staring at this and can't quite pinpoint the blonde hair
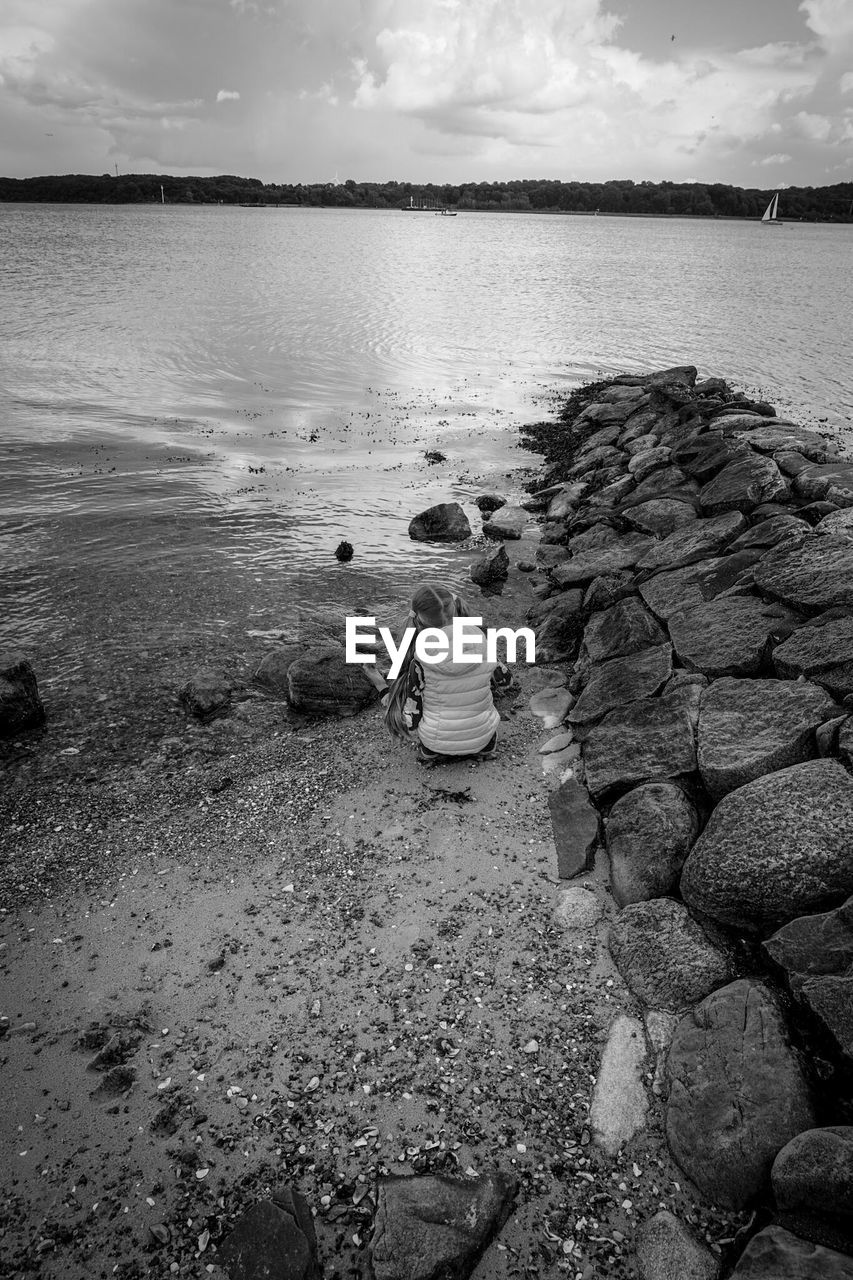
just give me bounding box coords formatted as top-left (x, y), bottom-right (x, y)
top-left (383, 583), bottom-right (472, 739)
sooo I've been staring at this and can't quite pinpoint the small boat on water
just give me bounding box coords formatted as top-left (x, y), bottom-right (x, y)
top-left (761, 192), bottom-right (783, 225)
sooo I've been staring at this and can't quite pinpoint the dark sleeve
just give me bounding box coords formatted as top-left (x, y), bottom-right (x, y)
top-left (402, 660), bottom-right (425, 731)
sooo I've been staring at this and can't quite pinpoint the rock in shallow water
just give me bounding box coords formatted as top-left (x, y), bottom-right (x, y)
top-left (680, 759), bottom-right (853, 933)
top-left (287, 644), bottom-right (377, 716)
top-left (0, 654), bottom-right (46, 736)
top-left (665, 979), bottom-right (815, 1210)
top-left (408, 502), bottom-right (472, 542)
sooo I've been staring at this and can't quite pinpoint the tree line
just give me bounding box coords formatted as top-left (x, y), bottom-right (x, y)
top-left (1, 172), bottom-right (852, 221)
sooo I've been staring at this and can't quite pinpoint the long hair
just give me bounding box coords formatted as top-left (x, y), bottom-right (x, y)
top-left (383, 584), bottom-right (472, 739)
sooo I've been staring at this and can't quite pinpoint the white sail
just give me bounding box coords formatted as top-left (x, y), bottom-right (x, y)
top-left (762, 193), bottom-right (780, 222)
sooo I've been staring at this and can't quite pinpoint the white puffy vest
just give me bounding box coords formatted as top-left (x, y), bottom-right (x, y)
top-left (418, 624), bottom-right (500, 755)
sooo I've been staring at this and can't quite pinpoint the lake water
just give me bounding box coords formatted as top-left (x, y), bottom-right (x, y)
top-left (2, 204), bottom-right (852, 765)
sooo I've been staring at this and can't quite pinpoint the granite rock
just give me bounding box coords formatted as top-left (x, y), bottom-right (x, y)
top-left (772, 610), bottom-right (853, 700)
top-left (754, 535), bottom-right (853, 613)
top-left (622, 498), bottom-right (698, 538)
top-left (288, 644), bottom-right (378, 716)
top-left (728, 1225), bottom-right (853, 1279)
top-left (569, 643), bottom-right (672, 727)
top-left (0, 654), bottom-right (46, 736)
top-left (680, 760), bottom-right (853, 933)
top-left (582, 596), bottom-right (668, 663)
top-left (483, 505), bottom-right (529, 540)
top-left (609, 898), bottom-right (734, 1011)
top-left (772, 1127), bottom-right (853, 1251)
top-left (697, 677), bottom-right (837, 800)
top-left (549, 777), bottom-right (600, 879)
top-left (668, 596), bottom-right (800, 679)
top-left (605, 782), bottom-right (700, 906)
top-left (218, 1190), bottom-right (321, 1280)
top-left (636, 510), bottom-right (748, 573)
top-left (665, 980), bottom-right (815, 1209)
top-left (583, 691), bottom-right (697, 798)
top-left (698, 453), bottom-right (789, 516)
top-left (636, 1211), bottom-right (721, 1280)
top-left (409, 502), bottom-right (472, 542)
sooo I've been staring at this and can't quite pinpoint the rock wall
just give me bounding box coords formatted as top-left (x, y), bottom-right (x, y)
top-left (524, 366), bottom-right (853, 1269)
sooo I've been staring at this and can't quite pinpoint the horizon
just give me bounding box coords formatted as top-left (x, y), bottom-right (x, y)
top-left (1, 1), bottom-right (851, 189)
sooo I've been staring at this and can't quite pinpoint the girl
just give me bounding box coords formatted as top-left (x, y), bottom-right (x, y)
top-left (383, 583), bottom-right (513, 765)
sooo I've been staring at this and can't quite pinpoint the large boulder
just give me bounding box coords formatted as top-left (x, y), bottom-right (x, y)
top-left (533, 591), bottom-right (586, 663)
top-left (254, 645), bottom-right (304, 696)
top-left (218, 1189), bottom-right (321, 1280)
top-left (772, 610), bottom-right (853, 700)
top-left (697, 677), bottom-right (837, 800)
top-left (635, 510), bottom-right (747, 573)
top-left (764, 896), bottom-right (853, 990)
top-left (640, 558), bottom-right (725, 621)
top-left (370, 1171), bottom-right (517, 1280)
top-left (665, 980), bottom-right (815, 1209)
top-left (408, 502), bottom-right (472, 542)
top-left (792, 460), bottom-right (853, 507)
top-left (623, 464), bottom-right (699, 507)
top-left (672, 432), bottom-right (751, 484)
top-left (622, 498), bottom-right (698, 538)
top-left (728, 513), bottom-right (811, 553)
top-left (605, 781), bottom-right (700, 906)
top-left (738, 423), bottom-right (830, 461)
top-left (583, 691), bottom-right (697, 798)
top-left (754, 534), bottom-right (853, 613)
top-left (728, 1225), bottom-right (853, 1279)
top-left (772, 1128), bottom-right (853, 1254)
top-left (697, 453), bottom-right (789, 516)
top-left (179, 669), bottom-right (232, 721)
top-left (551, 536), bottom-right (653, 587)
top-left (680, 760), bottom-right (853, 933)
top-left (287, 644), bottom-right (377, 716)
top-left (668, 597), bottom-right (800, 679)
top-left (569, 643), bottom-right (672, 728)
top-left (482, 505), bottom-right (528, 540)
top-left (0, 654), bottom-right (46, 736)
top-left (582, 596), bottom-right (668, 662)
top-left (609, 898), bottom-right (734, 1012)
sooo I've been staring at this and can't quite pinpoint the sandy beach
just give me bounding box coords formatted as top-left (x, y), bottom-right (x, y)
top-left (0, 483), bottom-right (739, 1280)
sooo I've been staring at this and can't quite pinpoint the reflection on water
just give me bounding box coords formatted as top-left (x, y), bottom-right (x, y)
top-left (1, 204), bottom-right (851, 766)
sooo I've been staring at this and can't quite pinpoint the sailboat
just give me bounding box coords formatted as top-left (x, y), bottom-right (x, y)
top-left (761, 192), bottom-right (783, 226)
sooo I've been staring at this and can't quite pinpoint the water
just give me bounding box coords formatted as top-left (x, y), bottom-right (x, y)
top-left (2, 204), bottom-right (852, 765)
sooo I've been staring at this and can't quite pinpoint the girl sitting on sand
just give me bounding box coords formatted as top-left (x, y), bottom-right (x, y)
top-left (383, 582), bottom-right (513, 765)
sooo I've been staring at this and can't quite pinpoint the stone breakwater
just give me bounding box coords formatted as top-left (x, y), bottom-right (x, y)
top-left (524, 365), bottom-right (853, 1278)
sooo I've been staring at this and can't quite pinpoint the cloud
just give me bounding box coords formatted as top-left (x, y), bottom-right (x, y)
top-left (841, 70), bottom-right (853, 93)
top-left (754, 152), bottom-right (792, 165)
top-left (216, 89), bottom-right (241, 102)
top-left (794, 109), bottom-right (833, 139)
top-left (799, 0), bottom-right (853, 44)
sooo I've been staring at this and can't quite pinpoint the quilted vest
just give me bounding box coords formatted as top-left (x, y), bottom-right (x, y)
top-left (418, 624), bottom-right (500, 755)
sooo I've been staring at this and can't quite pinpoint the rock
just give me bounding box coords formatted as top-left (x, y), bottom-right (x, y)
top-left (793, 461), bottom-right (853, 507)
top-left (728, 1225), bottom-right (853, 1279)
top-left (636, 1210), bottom-right (722, 1280)
top-left (796, 974), bottom-right (853, 1061)
top-left (569, 644), bottom-right (673, 727)
top-left (693, 549), bottom-right (767, 598)
top-left (541, 743), bottom-right (581, 776)
top-left (582, 571), bottom-right (637, 613)
top-left (775, 450), bottom-right (815, 477)
top-left (772, 610), bottom-right (853, 700)
top-left (728, 514), bottom-right (809, 553)
top-left (475, 494), bottom-right (506, 513)
top-left (254, 645), bottom-right (303, 696)
top-left (817, 509), bottom-right (853, 538)
top-left (529, 686), bottom-right (573, 727)
top-left (539, 730), bottom-right (573, 754)
top-left (697, 677), bottom-right (837, 800)
top-left (609, 898), bottom-right (734, 1012)
top-left (535, 544), bottom-right (570, 569)
top-left (409, 502), bottom-right (472, 542)
top-left (665, 980), bottom-right (815, 1209)
top-left (668, 596), bottom-right (800, 678)
top-left (754, 535), bottom-right (853, 613)
top-left (287, 644), bottom-right (377, 716)
top-left (546, 482), bottom-right (589, 519)
top-left (370, 1171), bottom-right (517, 1280)
top-left (764, 896), bottom-right (853, 988)
top-left (589, 1014), bottom-right (649, 1156)
top-left (552, 886), bottom-right (605, 930)
top-left (738, 424), bottom-right (830, 461)
top-left (672, 432), bottom-right (751, 484)
top-left (589, 473), bottom-right (636, 507)
top-left (622, 499), bottom-right (698, 538)
top-left (628, 445), bottom-right (672, 482)
top-left (551, 537), bottom-right (653, 587)
top-left (470, 543), bottom-right (509, 594)
top-left (772, 1128), bottom-right (853, 1253)
top-left (635, 510), bottom-right (748, 573)
top-left (549, 778), bottom-right (600, 879)
top-left (640, 558), bottom-right (725, 622)
top-left (680, 760), bottom-right (853, 933)
top-left (625, 432), bottom-right (659, 455)
top-left (568, 523), bottom-right (622, 553)
top-left (0, 654), bottom-right (46, 736)
top-left (534, 592), bottom-right (586, 663)
top-left (218, 1193), bottom-right (321, 1280)
top-left (483, 505), bottom-right (528, 540)
top-left (583, 596), bottom-right (668, 662)
top-left (624, 464), bottom-right (699, 507)
top-left (179, 670), bottom-right (232, 721)
top-left (710, 411), bottom-right (786, 435)
top-left (605, 781), bottom-right (700, 906)
top-left (583, 691), bottom-right (697, 799)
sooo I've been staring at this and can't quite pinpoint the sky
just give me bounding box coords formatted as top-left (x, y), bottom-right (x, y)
top-left (1, 0), bottom-right (852, 187)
